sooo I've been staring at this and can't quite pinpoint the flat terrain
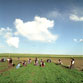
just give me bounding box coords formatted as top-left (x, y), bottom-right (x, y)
top-left (0, 53), bottom-right (83, 57)
top-left (0, 54), bottom-right (83, 83)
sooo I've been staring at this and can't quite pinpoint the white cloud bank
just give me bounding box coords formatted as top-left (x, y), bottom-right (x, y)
top-left (80, 39), bottom-right (83, 42)
top-left (48, 11), bottom-right (61, 18)
top-left (6, 37), bottom-right (19, 48)
top-left (15, 16), bottom-right (58, 42)
top-left (73, 38), bottom-right (83, 42)
top-left (73, 39), bottom-right (78, 42)
top-left (70, 14), bottom-right (83, 21)
top-left (0, 16), bottom-right (58, 48)
top-left (0, 27), bottom-right (19, 48)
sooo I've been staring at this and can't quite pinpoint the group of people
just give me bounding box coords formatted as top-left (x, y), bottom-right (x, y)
top-left (16, 57), bottom-right (45, 69)
top-left (34, 58), bottom-right (45, 67)
top-left (57, 58), bottom-right (75, 69)
top-left (47, 59), bottom-right (51, 63)
top-left (0, 57), bottom-right (15, 67)
top-left (16, 58), bottom-right (75, 69)
top-left (16, 59), bottom-right (31, 69)
top-left (0, 57), bottom-right (75, 69)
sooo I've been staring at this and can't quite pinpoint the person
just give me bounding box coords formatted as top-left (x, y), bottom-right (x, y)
top-left (12, 63), bottom-right (15, 66)
top-left (34, 57), bottom-right (39, 66)
top-left (7, 58), bottom-right (15, 66)
top-left (47, 59), bottom-right (51, 63)
top-left (23, 61), bottom-right (27, 66)
top-left (0, 58), bottom-right (4, 62)
top-left (40, 59), bottom-right (42, 64)
top-left (16, 62), bottom-right (21, 69)
top-left (9, 58), bottom-right (12, 64)
top-left (40, 61), bottom-right (45, 67)
top-left (58, 59), bottom-right (62, 65)
top-left (0, 57), bottom-right (6, 62)
top-left (28, 58), bottom-right (31, 64)
top-left (70, 58), bottom-right (75, 69)
top-left (7, 58), bottom-right (10, 62)
top-left (7, 58), bottom-right (12, 64)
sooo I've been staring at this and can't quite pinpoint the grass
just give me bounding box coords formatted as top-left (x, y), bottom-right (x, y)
top-left (0, 53), bottom-right (83, 58)
top-left (0, 54), bottom-right (83, 83)
top-left (0, 61), bottom-right (83, 83)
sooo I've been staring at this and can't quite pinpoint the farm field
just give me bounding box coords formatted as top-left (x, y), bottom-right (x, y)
top-left (0, 54), bottom-right (83, 83)
top-left (0, 53), bottom-right (83, 57)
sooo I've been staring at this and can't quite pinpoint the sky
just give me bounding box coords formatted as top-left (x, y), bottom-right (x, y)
top-left (0, 0), bottom-right (83, 55)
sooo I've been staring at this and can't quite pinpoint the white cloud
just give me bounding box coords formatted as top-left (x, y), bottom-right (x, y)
top-left (70, 14), bottom-right (83, 21)
top-left (0, 27), bottom-right (12, 39)
top-left (80, 39), bottom-right (83, 42)
top-left (15, 16), bottom-right (58, 42)
top-left (48, 11), bottom-right (61, 18)
top-left (0, 27), bottom-right (19, 48)
top-left (14, 32), bottom-right (19, 36)
top-left (73, 39), bottom-right (78, 42)
top-left (0, 28), bottom-right (5, 33)
top-left (73, 38), bottom-right (83, 43)
top-left (6, 37), bottom-right (19, 48)
top-left (5, 32), bottom-right (12, 39)
top-left (0, 27), bottom-right (12, 35)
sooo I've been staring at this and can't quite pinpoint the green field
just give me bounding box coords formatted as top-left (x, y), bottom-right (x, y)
top-left (0, 54), bottom-right (83, 83)
top-left (0, 61), bottom-right (83, 83)
top-left (0, 53), bottom-right (83, 57)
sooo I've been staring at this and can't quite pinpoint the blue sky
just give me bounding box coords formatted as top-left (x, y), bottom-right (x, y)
top-left (0, 0), bottom-right (83, 55)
